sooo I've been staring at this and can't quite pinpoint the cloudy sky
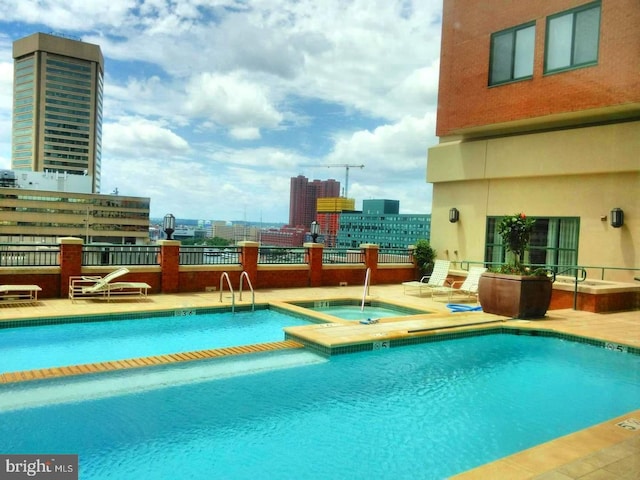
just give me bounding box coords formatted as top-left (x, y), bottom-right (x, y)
top-left (0, 0), bottom-right (442, 223)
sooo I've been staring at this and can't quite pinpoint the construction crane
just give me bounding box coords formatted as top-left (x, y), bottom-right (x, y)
top-left (300, 164), bottom-right (364, 198)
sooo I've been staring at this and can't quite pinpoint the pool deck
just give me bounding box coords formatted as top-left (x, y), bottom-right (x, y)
top-left (1, 284), bottom-right (638, 479)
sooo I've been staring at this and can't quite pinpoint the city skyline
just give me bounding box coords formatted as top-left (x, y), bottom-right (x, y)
top-left (0, 1), bottom-right (441, 222)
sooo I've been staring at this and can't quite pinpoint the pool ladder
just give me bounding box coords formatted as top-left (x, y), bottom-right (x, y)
top-left (219, 272), bottom-right (255, 313)
top-left (239, 271), bottom-right (255, 311)
top-left (219, 272), bottom-right (235, 313)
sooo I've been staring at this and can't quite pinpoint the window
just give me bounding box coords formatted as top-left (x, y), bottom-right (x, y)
top-left (489, 22), bottom-right (535, 85)
top-left (545, 1), bottom-right (600, 73)
top-left (485, 216), bottom-right (579, 270)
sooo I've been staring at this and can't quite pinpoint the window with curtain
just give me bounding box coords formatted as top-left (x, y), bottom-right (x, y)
top-left (489, 22), bottom-right (535, 86)
top-left (485, 216), bottom-right (579, 270)
top-left (545, 1), bottom-right (601, 73)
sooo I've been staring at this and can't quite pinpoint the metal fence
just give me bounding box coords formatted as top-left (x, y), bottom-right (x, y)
top-left (258, 247), bottom-right (306, 264)
top-left (0, 244), bottom-right (60, 266)
top-left (378, 248), bottom-right (412, 263)
top-left (82, 245), bottom-right (161, 266)
top-left (322, 248), bottom-right (364, 264)
top-left (179, 246), bottom-right (241, 265)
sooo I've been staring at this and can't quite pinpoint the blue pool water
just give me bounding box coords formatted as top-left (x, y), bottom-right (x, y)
top-left (1, 334), bottom-right (638, 479)
top-left (0, 309), bottom-right (311, 373)
top-left (311, 304), bottom-right (423, 321)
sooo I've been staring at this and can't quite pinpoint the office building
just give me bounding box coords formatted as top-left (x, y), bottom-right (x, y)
top-left (288, 175), bottom-right (340, 228)
top-left (12, 32), bottom-right (104, 193)
top-left (316, 197), bottom-right (356, 247)
top-left (427, 0), bottom-right (639, 281)
top-left (260, 227), bottom-right (307, 247)
top-left (0, 170), bottom-right (149, 244)
top-left (212, 222), bottom-right (259, 243)
top-left (336, 199), bottom-right (430, 248)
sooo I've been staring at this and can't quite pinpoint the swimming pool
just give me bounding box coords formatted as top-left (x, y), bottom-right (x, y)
top-left (1, 334), bottom-right (638, 479)
top-left (0, 308), bottom-right (312, 373)
top-left (290, 299), bottom-right (427, 321)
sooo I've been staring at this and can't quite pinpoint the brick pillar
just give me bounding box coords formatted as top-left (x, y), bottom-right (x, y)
top-left (158, 240), bottom-right (181, 293)
top-left (239, 241), bottom-right (259, 284)
top-left (304, 242), bottom-right (324, 287)
top-left (58, 237), bottom-right (84, 298)
top-left (361, 243), bottom-right (379, 285)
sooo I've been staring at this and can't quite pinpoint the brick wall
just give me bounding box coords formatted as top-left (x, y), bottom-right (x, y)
top-left (437, 0), bottom-right (640, 136)
top-left (1, 240), bottom-right (417, 299)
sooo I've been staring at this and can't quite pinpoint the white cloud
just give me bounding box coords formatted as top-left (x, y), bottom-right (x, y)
top-left (184, 72), bottom-right (283, 133)
top-left (103, 118), bottom-right (189, 157)
top-left (209, 146), bottom-right (306, 170)
top-left (328, 114), bottom-right (436, 178)
top-left (387, 63), bottom-right (441, 117)
top-left (300, 114), bottom-right (436, 213)
top-left (276, 0), bottom-right (443, 119)
top-left (0, 61), bottom-right (12, 111)
top-left (0, 0), bottom-right (134, 31)
top-left (229, 127), bottom-right (261, 140)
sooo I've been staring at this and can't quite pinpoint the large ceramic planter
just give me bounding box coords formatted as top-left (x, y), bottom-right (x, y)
top-left (477, 272), bottom-right (552, 319)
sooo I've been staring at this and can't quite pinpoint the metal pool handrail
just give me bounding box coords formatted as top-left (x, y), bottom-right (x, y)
top-left (361, 267), bottom-right (371, 312)
top-left (239, 271), bottom-right (255, 311)
top-left (552, 266), bottom-right (587, 310)
top-left (219, 272), bottom-right (235, 313)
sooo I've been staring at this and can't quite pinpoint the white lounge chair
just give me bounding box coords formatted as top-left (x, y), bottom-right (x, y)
top-left (69, 267), bottom-right (151, 302)
top-left (432, 266), bottom-right (487, 302)
top-left (0, 284), bottom-right (42, 304)
top-left (402, 259), bottom-right (452, 295)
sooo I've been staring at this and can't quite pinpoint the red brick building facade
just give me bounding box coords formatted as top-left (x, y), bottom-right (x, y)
top-left (428, 0), bottom-right (639, 281)
top-left (436, 0), bottom-right (639, 136)
top-left (288, 175), bottom-right (340, 229)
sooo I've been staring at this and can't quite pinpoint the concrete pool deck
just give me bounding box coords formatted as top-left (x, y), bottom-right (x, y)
top-left (0, 283), bottom-right (638, 479)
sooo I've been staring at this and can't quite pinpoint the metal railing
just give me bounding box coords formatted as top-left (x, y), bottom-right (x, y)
top-left (179, 246), bottom-right (241, 265)
top-left (82, 245), bottom-right (160, 266)
top-left (460, 260), bottom-right (640, 282)
top-left (378, 248), bottom-right (412, 263)
top-left (0, 244), bottom-right (60, 266)
top-left (323, 248), bottom-right (364, 264)
top-left (583, 265), bottom-right (640, 281)
top-left (258, 247), bottom-right (306, 264)
top-left (460, 260), bottom-right (640, 311)
top-left (552, 266), bottom-right (588, 310)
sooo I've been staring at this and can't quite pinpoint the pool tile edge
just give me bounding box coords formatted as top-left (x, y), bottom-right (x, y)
top-left (0, 340), bottom-right (305, 385)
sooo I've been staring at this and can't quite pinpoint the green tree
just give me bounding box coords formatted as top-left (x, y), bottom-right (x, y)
top-left (205, 237), bottom-right (232, 246)
top-left (414, 239), bottom-right (436, 277)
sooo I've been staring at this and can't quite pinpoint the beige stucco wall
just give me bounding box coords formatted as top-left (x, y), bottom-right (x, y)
top-left (427, 121), bottom-right (640, 282)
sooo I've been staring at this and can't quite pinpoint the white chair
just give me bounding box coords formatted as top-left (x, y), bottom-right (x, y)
top-left (432, 266), bottom-right (487, 302)
top-left (402, 259), bottom-right (452, 295)
top-left (69, 267), bottom-right (151, 302)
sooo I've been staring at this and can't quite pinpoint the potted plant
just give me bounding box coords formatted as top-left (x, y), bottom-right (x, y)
top-left (413, 239), bottom-right (436, 279)
top-left (478, 213), bottom-right (553, 319)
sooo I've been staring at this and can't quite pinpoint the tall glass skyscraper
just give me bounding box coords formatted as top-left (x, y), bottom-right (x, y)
top-left (12, 32), bottom-right (104, 193)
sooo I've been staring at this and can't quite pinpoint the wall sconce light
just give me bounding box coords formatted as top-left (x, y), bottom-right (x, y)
top-left (610, 208), bottom-right (624, 228)
top-left (310, 220), bottom-right (320, 242)
top-left (163, 213), bottom-right (176, 240)
top-left (449, 207), bottom-right (459, 223)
